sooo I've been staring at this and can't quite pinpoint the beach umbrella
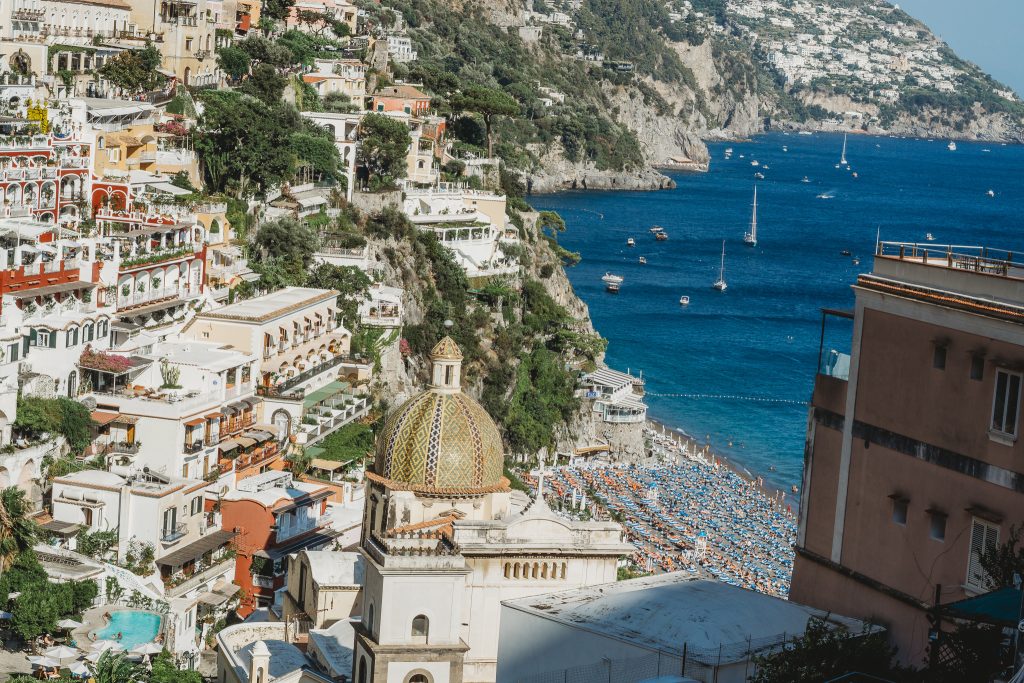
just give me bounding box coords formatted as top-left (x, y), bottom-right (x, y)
top-left (68, 661), bottom-right (91, 677)
top-left (45, 645), bottom-right (81, 662)
top-left (84, 651), bottom-right (103, 663)
top-left (91, 639), bottom-right (125, 653)
top-left (57, 618), bottom-right (84, 630)
top-left (130, 642), bottom-right (163, 656)
top-left (28, 656), bottom-right (60, 668)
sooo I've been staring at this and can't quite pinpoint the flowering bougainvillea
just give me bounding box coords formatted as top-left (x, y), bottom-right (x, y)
top-left (79, 344), bottom-right (133, 373)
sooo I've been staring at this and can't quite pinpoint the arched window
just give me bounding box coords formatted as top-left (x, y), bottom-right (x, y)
top-left (97, 137), bottom-right (104, 149)
top-left (357, 658), bottom-right (367, 683)
top-left (83, 323), bottom-right (94, 342)
top-left (272, 409), bottom-right (291, 440)
top-left (97, 319), bottom-right (108, 337)
top-left (411, 614), bottom-right (429, 641)
top-left (406, 675), bottom-right (431, 683)
top-left (366, 603), bottom-right (374, 636)
top-left (503, 563), bottom-right (510, 578)
top-left (67, 371), bottom-right (77, 398)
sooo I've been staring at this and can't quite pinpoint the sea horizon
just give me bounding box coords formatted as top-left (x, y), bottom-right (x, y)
top-left (533, 131), bottom-right (1024, 492)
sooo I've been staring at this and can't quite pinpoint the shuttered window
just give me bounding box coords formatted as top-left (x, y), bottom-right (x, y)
top-left (992, 369), bottom-right (1022, 437)
top-left (966, 518), bottom-right (999, 591)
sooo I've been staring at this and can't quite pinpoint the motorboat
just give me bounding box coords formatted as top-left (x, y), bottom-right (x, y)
top-left (801, 176), bottom-right (811, 183)
top-left (679, 295), bottom-right (690, 305)
top-left (925, 233), bottom-right (935, 242)
top-left (947, 141), bottom-right (957, 151)
top-left (987, 189), bottom-right (996, 197)
top-left (602, 272), bottom-right (623, 293)
top-left (639, 256), bottom-right (647, 265)
top-left (754, 172), bottom-right (765, 180)
top-left (627, 237), bottom-right (635, 247)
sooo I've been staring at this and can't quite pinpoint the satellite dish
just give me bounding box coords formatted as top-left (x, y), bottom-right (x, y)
top-left (79, 396), bottom-right (97, 410)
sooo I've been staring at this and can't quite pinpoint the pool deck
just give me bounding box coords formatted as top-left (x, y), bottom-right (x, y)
top-left (75, 606), bottom-right (164, 650)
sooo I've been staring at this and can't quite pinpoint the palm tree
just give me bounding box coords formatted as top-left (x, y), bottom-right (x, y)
top-left (94, 651), bottom-right (144, 683)
top-left (0, 486), bottom-right (38, 576)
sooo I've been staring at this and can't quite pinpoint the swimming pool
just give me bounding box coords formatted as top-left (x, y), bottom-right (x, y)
top-left (94, 611), bottom-right (162, 651)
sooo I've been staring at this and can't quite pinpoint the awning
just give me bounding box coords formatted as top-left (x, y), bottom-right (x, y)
top-left (184, 418), bottom-right (205, 427)
top-left (218, 438), bottom-right (240, 452)
top-left (310, 459), bottom-right (344, 472)
top-left (235, 437), bottom-right (256, 449)
top-left (120, 297), bottom-right (188, 318)
top-left (117, 136), bottom-right (143, 147)
top-left (9, 281), bottom-right (97, 298)
top-left (253, 528), bottom-right (341, 561)
top-left (147, 182), bottom-right (191, 196)
top-left (302, 380), bottom-right (349, 409)
top-left (229, 401), bottom-right (249, 412)
top-left (941, 587), bottom-right (1022, 627)
top-left (205, 412), bottom-right (223, 420)
top-left (242, 430), bottom-right (274, 443)
top-left (196, 591), bottom-right (230, 606)
top-left (221, 405), bottom-right (238, 416)
top-left (242, 397), bottom-right (262, 407)
top-left (156, 529), bottom-right (237, 568)
top-left (41, 520), bottom-right (81, 536)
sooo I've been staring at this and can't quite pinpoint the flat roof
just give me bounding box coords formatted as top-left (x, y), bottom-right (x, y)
top-left (502, 574), bottom-right (866, 664)
top-left (197, 287), bottom-right (338, 323)
top-left (302, 550), bottom-right (363, 586)
top-left (142, 340), bottom-right (255, 372)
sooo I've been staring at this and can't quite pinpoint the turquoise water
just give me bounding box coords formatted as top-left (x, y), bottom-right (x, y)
top-left (95, 611), bottom-right (162, 651)
top-left (533, 133), bottom-right (1024, 491)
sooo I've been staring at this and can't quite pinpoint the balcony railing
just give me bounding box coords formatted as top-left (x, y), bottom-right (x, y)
top-left (258, 354), bottom-right (352, 397)
top-left (184, 440), bottom-right (204, 454)
top-left (165, 557), bottom-right (235, 599)
top-left (161, 523), bottom-right (187, 543)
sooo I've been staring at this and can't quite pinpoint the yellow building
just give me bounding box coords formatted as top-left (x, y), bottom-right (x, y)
top-left (128, 0), bottom-right (219, 86)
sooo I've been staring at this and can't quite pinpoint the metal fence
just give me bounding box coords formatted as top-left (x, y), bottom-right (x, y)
top-left (513, 633), bottom-right (797, 683)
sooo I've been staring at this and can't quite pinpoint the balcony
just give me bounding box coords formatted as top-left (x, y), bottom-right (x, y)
top-left (258, 354), bottom-right (352, 397)
top-left (161, 523), bottom-right (188, 544)
top-left (119, 245), bottom-right (201, 271)
top-left (184, 440), bottom-right (205, 454)
top-left (165, 556), bottom-right (235, 599)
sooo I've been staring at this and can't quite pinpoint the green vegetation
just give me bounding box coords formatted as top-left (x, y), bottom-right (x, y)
top-left (194, 90), bottom-right (338, 197)
top-left (99, 44), bottom-right (164, 93)
top-left (216, 46), bottom-right (251, 82)
top-left (0, 549), bottom-right (98, 641)
top-left (248, 216), bottom-right (320, 287)
top-left (14, 396), bottom-right (93, 453)
top-left (317, 422), bottom-right (375, 464)
top-left (356, 113), bottom-right (412, 190)
top-left (751, 618), bottom-right (907, 683)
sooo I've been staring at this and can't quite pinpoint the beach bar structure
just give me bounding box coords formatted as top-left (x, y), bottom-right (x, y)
top-left (791, 240), bottom-right (1024, 666)
top-left (581, 367), bottom-right (648, 423)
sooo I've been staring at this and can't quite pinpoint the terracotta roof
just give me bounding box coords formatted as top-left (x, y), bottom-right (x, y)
top-left (374, 85), bottom-right (429, 100)
top-left (303, 75), bottom-right (328, 83)
top-left (388, 515), bottom-right (457, 536)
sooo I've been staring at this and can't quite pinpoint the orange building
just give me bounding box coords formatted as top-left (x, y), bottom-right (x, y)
top-left (219, 470), bottom-right (337, 615)
top-left (791, 241), bottom-right (1024, 666)
top-left (371, 84), bottom-right (431, 116)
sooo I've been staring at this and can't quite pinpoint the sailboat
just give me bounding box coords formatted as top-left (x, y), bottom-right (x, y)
top-left (713, 241), bottom-right (727, 292)
top-left (839, 134), bottom-right (848, 166)
top-left (743, 186), bottom-right (758, 247)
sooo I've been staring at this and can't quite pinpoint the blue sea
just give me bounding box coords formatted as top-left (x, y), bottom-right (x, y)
top-left (533, 132), bottom-right (1024, 491)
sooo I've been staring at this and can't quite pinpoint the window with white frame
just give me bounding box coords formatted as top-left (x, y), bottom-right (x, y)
top-left (966, 518), bottom-right (999, 591)
top-left (991, 369), bottom-right (1022, 437)
top-left (37, 331), bottom-right (50, 347)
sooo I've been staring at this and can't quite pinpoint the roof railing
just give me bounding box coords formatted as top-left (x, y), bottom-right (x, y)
top-left (876, 241), bottom-right (1017, 278)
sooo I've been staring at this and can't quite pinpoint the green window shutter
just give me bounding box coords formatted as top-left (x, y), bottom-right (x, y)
top-left (49, 331), bottom-right (57, 348)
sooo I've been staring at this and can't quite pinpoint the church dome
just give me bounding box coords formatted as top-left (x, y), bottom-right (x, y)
top-left (372, 338), bottom-right (506, 494)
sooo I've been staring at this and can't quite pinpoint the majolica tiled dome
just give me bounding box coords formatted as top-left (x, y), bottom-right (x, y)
top-left (373, 338), bottom-right (505, 493)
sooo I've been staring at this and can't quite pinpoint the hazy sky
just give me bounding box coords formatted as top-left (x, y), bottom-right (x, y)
top-left (895, 0), bottom-right (1024, 95)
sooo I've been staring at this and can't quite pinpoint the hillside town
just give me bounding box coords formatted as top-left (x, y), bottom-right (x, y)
top-left (0, 0), bottom-right (1016, 682)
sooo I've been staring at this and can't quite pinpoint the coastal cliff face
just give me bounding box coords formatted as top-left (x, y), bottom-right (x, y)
top-left (396, 0), bottom-right (1023, 195)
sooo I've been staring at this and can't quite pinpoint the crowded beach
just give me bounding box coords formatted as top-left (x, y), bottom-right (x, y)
top-left (534, 424), bottom-right (797, 599)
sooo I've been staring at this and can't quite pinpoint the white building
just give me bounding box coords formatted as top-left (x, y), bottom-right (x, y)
top-left (358, 284), bottom-right (403, 328)
top-left (403, 187), bottom-right (519, 279)
top-left (385, 34), bottom-right (417, 63)
top-left (498, 574), bottom-right (872, 683)
top-left (301, 112), bottom-right (361, 201)
top-left (352, 338), bottom-right (632, 682)
top-left (580, 367), bottom-right (647, 424)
